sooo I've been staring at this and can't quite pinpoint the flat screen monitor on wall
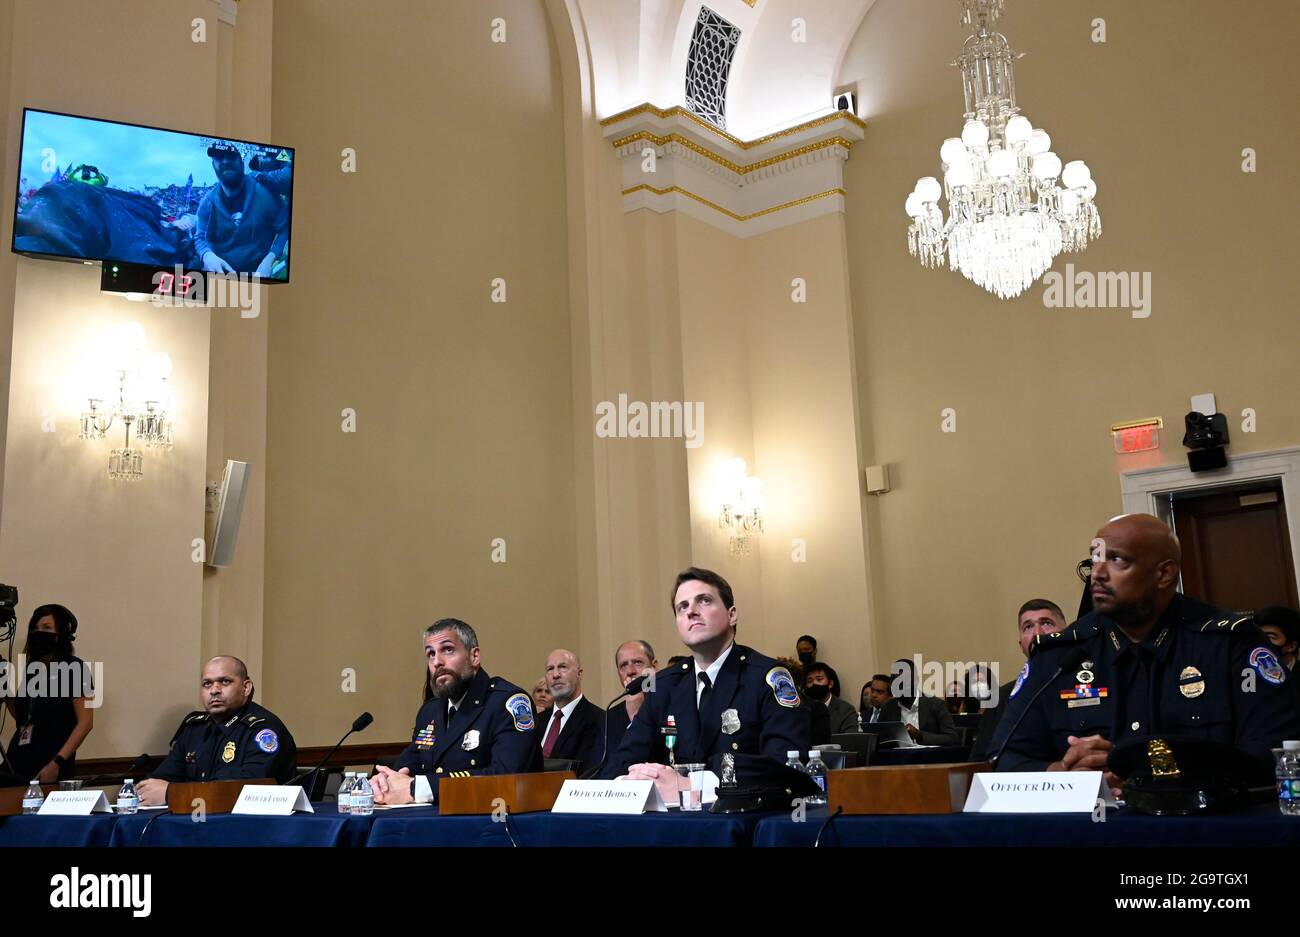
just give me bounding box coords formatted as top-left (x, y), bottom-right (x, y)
top-left (12, 108), bottom-right (294, 283)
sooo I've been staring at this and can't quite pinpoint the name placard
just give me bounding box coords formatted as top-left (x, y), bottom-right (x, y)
top-left (37, 790), bottom-right (113, 816)
top-left (963, 771), bottom-right (1115, 813)
top-left (551, 780), bottom-right (667, 814)
top-left (231, 785), bottom-right (314, 815)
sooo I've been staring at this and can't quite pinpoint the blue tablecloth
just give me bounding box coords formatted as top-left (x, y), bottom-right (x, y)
top-left (110, 804), bottom-right (373, 847)
top-left (754, 803), bottom-right (1300, 847)
top-left (0, 812), bottom-right (123, 847)
top-left (365, 806), bottom-right (762, 847)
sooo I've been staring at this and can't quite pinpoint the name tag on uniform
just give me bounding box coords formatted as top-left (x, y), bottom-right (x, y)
top-left (38, 790), bottom-right (113, 815)
top-left (232, 785), bottom-right (314, 815)
top-left (963, 771), bottom-right (1116, 813)
top-left (551, 780), bottom-right (667, 814)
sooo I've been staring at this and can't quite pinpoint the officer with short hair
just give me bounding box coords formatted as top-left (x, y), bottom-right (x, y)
top-left (991, 514), bottom-right (1300, 787)
top-left (137, 656), bottom-right (297, 806)
top-left (603, 567), bottom-right (810, 804)
top-left (369, 618), bottom-right (541, 805)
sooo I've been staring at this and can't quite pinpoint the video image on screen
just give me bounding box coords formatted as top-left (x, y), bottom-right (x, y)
top-left (13, 109), bottom-right (293, 282)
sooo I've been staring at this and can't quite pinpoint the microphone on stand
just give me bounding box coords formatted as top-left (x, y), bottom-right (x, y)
top-left (77, 753), bottom-right (152, 787)
top-left (581, 674), bottom-right (653, 780)
top-left (289, 712), bottom-right (373, 795)
top-left (988, 647), bottom-right (1088, 767)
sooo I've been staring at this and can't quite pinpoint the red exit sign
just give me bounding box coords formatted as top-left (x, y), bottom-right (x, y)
top-left (1111, 419), bottom-right (1162, 454)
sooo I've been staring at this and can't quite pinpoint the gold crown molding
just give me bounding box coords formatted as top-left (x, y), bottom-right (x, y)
top-left (600, 104), bottom-right (866, 151)
top-left (610, 131), bottom-right (855, 177)
top-left (622, 184), bottom-right (847, 223)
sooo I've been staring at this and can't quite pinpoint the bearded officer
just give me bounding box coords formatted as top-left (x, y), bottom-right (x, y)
top-left (602, 567), bottom-right (810, 803)
top-left (991, 514), bottom-right (1300, 786)
top-left (369, 618), bottom-right (541, 805)
top-left (137, 656), bottom-right (297, 806)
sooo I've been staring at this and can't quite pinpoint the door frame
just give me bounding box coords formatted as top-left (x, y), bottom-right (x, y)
top-left (1120, 446), bottom-right (1300, 600)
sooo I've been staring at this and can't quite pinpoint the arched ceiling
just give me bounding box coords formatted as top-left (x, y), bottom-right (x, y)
top-left (570, 0), bottom-right (876, 138)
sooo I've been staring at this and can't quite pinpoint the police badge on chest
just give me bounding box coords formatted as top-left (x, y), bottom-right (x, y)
top-left (461, 729), bottom-right (480, 751)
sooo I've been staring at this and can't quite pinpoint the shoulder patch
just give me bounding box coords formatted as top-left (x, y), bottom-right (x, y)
top-left (765, 667), bottom-right (800, 708)
top-left (1249, 646), bottom-right (1286, 685)
top-left (505, 692), bottom-right (535, 732)
top-left (254, 728), bottom-right (280, 753)
top-left (1009, 662), bottom-right (1030, 698)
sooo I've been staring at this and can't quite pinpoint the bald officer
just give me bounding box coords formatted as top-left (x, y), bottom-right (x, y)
top-left (603, 567), bottom-right (809, 803)
top-left (369, 618), bottom-right (540, 805)
top-left (991, 514), bottom-right (1300, 783)
top-left (137, 656), bottom-right (296, 806)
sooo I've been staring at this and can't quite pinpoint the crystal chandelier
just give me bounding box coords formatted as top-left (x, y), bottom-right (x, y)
top-left (717, 458), bottom-right (764, 557)
top-left (79, 323), bottom-right (175, 481)
top-left (906, 0), bottom-right (1101, 299)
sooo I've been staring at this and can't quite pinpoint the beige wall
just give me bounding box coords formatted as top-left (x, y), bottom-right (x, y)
top-left (0, 0), bottom-right (257, 759)
top-left (839, 0), bottom-right (1300, 690)
top-left (265, 0), bottom-right (580, 745)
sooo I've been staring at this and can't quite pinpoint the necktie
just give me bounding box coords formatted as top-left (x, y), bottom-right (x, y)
top-left (870, 708), bottom-right (879, 723)
top-left (698, 671), bottom-right (712, 709)
top-left (542, 709), bottom-right (563, 757)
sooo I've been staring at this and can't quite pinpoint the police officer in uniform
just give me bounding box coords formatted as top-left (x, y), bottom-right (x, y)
top-left (991, 514), bottom-right (1300, 786)
top-left (369, 618), bottom-right (541, 805)
top-left (602, 567), bottom-right (810, 804)
top-left (137, 656), bottom-right (297, 805)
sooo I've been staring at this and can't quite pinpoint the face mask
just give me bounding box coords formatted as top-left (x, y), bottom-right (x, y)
top-left (804, 683), bottom-right (831, 701)
top-left (798, 652), bottom-right (815, 665)
top-left (27, 631), bottom-right (59, 656)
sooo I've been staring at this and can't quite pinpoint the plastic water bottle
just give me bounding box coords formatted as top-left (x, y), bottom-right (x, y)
top-left (337, 772), bottom-right (354, 814)
top-left (806, 751), bottom-right (828, 806)
top-left (786, 751), bottom-right (808, 776)
top-left (1276, 740), bottom-right (1300, 816)
top-left (117, 779), bottom-right (139, 815)
top-left (351, 774), bottom-right (374, 816)
top-left (22, 781), bottom-right (44, 815)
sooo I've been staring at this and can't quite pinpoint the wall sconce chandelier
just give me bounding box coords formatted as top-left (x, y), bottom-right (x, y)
top-left (79, 323), bottom-right (175, 481)
top-left (717, 457), bottom-right (764, 557)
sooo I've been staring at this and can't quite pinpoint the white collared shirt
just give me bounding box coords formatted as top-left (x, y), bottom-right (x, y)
top-left (541, 693), bottom-right (584, 743)
top-left (695, 643), bottom-right (734, 706)
top-left (899, 697), bottom-right (921, 730)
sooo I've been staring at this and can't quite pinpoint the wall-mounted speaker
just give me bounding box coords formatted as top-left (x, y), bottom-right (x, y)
top-left (208, 460), bottom-right (251, 568)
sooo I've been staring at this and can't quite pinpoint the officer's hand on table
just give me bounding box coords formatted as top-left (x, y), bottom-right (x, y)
top-left (622, 763), bottom-right (685, 805)
top-left (370, 765), bottom-right (413, 805)
top-left (1049, 734), bottom-right (1113, 771)
top-left (136, 778), bottom-right (168, 806)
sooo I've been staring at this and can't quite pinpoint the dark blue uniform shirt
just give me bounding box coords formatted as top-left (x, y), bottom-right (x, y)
top-left (991, 593), bottom-right (1300, 776)
top-left (150, 701), bottom-right (297, 784)
top-left (602, 643), bottom-right (810, 778)
top-left (393, 669), bottom-right (541, 801)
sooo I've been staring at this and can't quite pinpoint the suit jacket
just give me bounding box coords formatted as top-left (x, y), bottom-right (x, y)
top-left (602, 644), bottom-right (810, 778)
top-left (534, 695), bottom-right (604, 770)
top-left (825, 696), bottom-right (860, 734)
top-left (880, 696), bottom-right (960, 746)
top-left (393, 669), bottom-right (541, 801)
top-left (970, 680), bottom-right (1014, 762)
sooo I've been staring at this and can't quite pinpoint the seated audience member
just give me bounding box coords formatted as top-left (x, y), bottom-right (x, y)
top-left (138, 656), bottom-right (296, 806)
top-left (604, 640), bottom-right (658, 759)
top-left (604, 567), bottom-right (809, 804)
top-left (990, 514), bottom-right (1300, 782)
top-left (796, 635), bottom-right (818, 667)
top-left (944, 680), bottom-right (966, 716)
top-left (2, 604), bottom-right (94, 784)
top-left (369, 618), bottom-right (540, 805)
top-left (1256, 606), bottom-right (1300, 674)
top-left (887, 659), bottom-right (960, 746)
top-left (963, 663), bottom-right (997, 712)
top-left (970, 599), bottom-right (1066, 761)
top-left (861, 674), bottom-right (893, 723)
top-left (534, 648), bottom-right (602, 770)
top-left (531, 678), bottom-right (553, 715)
top-left (804, 662), bottom-right (858, 740)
